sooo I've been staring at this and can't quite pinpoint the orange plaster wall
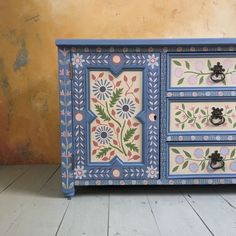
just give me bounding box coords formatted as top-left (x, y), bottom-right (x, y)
top-left (0, 0), bottom-right (236, 164)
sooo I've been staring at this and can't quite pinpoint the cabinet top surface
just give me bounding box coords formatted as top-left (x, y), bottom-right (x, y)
top-left (55, 38), bottom-right (236, 46)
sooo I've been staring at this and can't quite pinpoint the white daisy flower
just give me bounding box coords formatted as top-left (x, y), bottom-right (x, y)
top-left (72, 53), bottom-right (85, 68)
top-left (74, 166), bottom-right (87, 179)
top-left (146, 166), bottom-right (159, 179)
top-left (147, 54), bottom-right (159, 69)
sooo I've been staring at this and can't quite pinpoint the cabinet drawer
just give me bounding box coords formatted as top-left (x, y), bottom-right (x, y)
top-left (168, 99), bottom-right (236, 133)
top-left (168, 143), bottom-right (236, 178)
top-left (168, 53), bottom-right (236, 90)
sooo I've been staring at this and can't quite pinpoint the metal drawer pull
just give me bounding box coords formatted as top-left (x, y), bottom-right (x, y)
top-left (210, 62), bottom-right (225, 83)
top-left (209, 107), bottom-right (225, 126)
top-left (208, 150), bottom-right (225, 170)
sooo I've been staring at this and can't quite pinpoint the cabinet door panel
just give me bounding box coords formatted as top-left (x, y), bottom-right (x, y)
top-left (72, 52), bottom-right (160, 183)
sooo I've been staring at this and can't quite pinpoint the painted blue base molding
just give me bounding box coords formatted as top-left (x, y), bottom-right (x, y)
top-left (56, 38), bottom-right (236, 197)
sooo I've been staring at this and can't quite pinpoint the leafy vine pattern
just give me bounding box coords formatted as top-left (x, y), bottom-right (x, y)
top-left (172, 59), bottom-right (236, 86)
top-left (171, 147), bottom-right (236, 174)
top-left (174, 103), bottom-right (236, 130)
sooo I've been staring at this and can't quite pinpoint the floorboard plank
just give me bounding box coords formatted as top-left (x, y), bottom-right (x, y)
top-left (56, 186), bottom-right (109, 236)
top-left (181, 186), bottom-right (236, 236)
top-left (0, 165), bottom-right (29, 193)
top-left (0, 165), bottom-right (58, 235)
top-left (108, 187), bottom-right (161, 236)
top-left (214, 185), bottom-right (236, 209)
top-left (5, 167), bottom-right (70, 236)
top-left (147, 187), bottom-right (211, 236)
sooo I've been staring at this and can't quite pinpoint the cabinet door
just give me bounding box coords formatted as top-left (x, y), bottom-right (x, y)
top-left (71, 50), bottom-right (160, 184)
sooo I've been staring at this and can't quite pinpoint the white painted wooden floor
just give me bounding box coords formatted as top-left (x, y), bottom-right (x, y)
top-left (0, 165), bottom-right (236, 236)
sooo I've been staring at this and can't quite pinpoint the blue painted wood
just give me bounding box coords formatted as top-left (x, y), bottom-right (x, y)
top-left (56, 38), bottom-right (236, 46)
top-left (56, 39), bottom-right (236, 197)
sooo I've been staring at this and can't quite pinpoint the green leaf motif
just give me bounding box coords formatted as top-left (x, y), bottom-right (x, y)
top-left (230, 149), bottom-right (236, 158)
top-left (182, 104), bottom-right (185, 110)
top-left (201, 109), bottom-right (206, 115)
top-left (183, 150), bottom-right (191, 158)
top-left (96, 147), bottom-right (112, 159)
top-left (171, 148), bottom-right (180, 154)
top-left (182, 161), bottom-right (189, 169)
top-left (195, 108), bottom-right (199, 114)
top-left (227, 109), bottom-right (233, 114)
top-left (205, 148), bottom-right (210, 157)
top-left (207, 60), bottom-right (212, 70)
top-left (172, 166), bottom-right (179, 172)
top-left (222, 79), bottom-right (226, 85)
top-left (187, 111), bottom-right (192, 117)
top-left (175, 118), bottom-right (181, 123)
top-left (173, 60), bottom-right (181, 66)
top-left (175, 111), bottom-right (181, 116)
top-left (185, 61), bottom-right (190, 69)
top-left (196, 123), bottom-right (201, 129)
top-left (181, 124), bottom-right (185, 130)
top-left (177, 78), bottom-right (184, 85)
top-left (234, 64), bottom-right (236, 70)
top-left (126, 143), bottom-right (139, 152)
top-left (201, 161), bottom-right (206, 171)
top-left (199, 76), bottom-right (204, 85)
top-left (95, 105), bottom-right (110, 121)
top-left (233, 122), bottom-right (236, 128)
top-left (123, 128), bottom-right (137, 142)
top-left (109, 88), bottom-right (123, 107)
top-left (228, 117), bottom-right (233, 124)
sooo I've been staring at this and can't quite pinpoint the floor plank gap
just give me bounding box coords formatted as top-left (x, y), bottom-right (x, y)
top-left (55, 200), bottom-right (71, 236)
top-left (181, 190), bottom-right (215, 236)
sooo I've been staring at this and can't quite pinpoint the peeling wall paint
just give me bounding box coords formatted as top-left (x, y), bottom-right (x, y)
top-left (0, 0), bottom-right (236, 164)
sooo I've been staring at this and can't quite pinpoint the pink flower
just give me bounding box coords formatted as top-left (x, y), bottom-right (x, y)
top-left (223, 59), bottom-right (233, 69)
top-left (174, 68), bottom-right (184, 78)
top-left (191, 124), bottom-right (195, 128)
top-left (204, 106), bottom-right (209, 109)
top-left (175, 105), bottom-right (180, 109)
top-left (182, 115), bottom-right (187, 119)
top-left (176, 124), bottom-right (180, 128)
top-left (232, 113), bottom-right (236, 118)
top-left (198, 115), bottom-right (202, 119)
top-left (194, 60), bottom-right (204, 71)
top-left (190, 106), bottom-right (195, 111)
top-left (225, 105), bottom-right (230, 109)
top-left (187, 75), bottom-right (197, 85)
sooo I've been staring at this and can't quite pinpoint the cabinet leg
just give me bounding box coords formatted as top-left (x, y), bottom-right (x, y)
top-left (63, 187), bottom-right (75, 198)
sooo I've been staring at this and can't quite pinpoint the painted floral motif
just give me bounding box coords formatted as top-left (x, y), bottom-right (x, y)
top-left (147, 54), bottom-right (159, 69)
top-left (171, 58), bottom-right (236, 87)
top-left (172, 103), bottom-right (236, 130)
top-left (170, 146), bottom-right (236, 174)
top-left (72, 53), bottom-right (85, 68)
top-left (90, 71), bottom-right (142, 162)
top-left (74, 166), bottom-right (87, 179)
top-left (146, 166), bottom-right (159, 178)
top-left (117, 98), bottom-right (135, 119)
top-left (92, 79), bottom-right (113, 100)
top-left (95, 126), bottom-right (113, 144)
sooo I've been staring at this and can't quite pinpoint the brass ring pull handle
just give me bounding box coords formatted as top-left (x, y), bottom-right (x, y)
top-left (209, 107), bottom-right (225, 126)
top-left (210, 62), bottom-right (226, 83)
top-left (208, 150), bottom-right (225, 170)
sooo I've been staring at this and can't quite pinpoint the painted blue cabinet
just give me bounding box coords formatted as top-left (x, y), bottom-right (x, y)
top-left (56, 39), bottom-right (236, 197)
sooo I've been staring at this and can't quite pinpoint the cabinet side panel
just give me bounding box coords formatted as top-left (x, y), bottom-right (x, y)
top-left (58, 47), bottom-right (75, 197)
